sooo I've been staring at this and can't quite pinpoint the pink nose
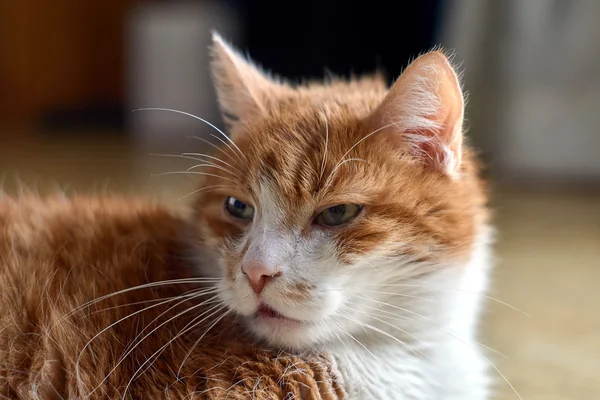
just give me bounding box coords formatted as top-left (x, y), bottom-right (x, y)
top-left (241, 263), bottom-right (281, 294)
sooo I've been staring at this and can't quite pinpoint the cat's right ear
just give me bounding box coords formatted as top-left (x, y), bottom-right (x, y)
top-left (210, 32), bottom-right (282, 127)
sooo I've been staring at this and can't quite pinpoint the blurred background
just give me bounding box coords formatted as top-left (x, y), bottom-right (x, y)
top-left (0, 1), bottom-right (598, 398)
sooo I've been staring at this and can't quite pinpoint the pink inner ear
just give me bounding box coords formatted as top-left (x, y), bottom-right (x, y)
top-left (368, 51), bottom-right (465, 176)
top-left (404, 109), bottom-right (462, 174)
top-left (407, 130), bottom-right (446, 163)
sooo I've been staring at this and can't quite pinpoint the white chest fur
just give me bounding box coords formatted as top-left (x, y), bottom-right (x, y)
top-left (333, 230), bottom-right (493, 399)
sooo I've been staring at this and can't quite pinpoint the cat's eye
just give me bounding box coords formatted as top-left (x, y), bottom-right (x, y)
top-left (225, 196), bottom-right (255, 220)
top-left (316, 204), bottom-right (362, 227)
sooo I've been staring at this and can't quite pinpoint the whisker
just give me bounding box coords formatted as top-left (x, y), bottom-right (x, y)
top-left (323, 122), bottom-right (395, 187)
top-left (329, 321), bottom-right (349, 347)
top-left (355, 296), bottom-right (510, 361)
top-left (150, 153), bottom-right (239, 177)
top-left (181, 152), bottom-right (241, 173)
top-left (352, 293), bottom-right (431, 321)
top-left (209, 133), bottom-right (245, 164)
top-left (321, 158), bottom-right (369, 190)
top-left (86, 295), bottom-right (221, 396)
top-left (188, 136), bottom-right (238, 164)
top-left (87, 294), bottom-right (192, 316)
top-left (55, 278), bottom-right (220, 327)
top-left (186, 163), bottom-right (236, 177)
top-left (318, 104), bottom-right (329, 184)
top-left (338, 327), bottom-right (377, 360)
top-left (132, 108), bottom-right (247, 161)
top-left (485, 358), bottom-right (524, 400)
top-left (359, 304), bottom-right (416, 323)
top-left (356, 304), bottom-right (522, 399)
top-left (176, 306), bottom-right (231, 377)
top-left (178, 184), bottom-right (234, 201)
top-left (76, 288), bottom-right (218, 389)
top-left (121, 289), bottom-right (220, 354)
top-left (351, 309), bottom-right (429, 353)
top-left (353, 289), bottom-right (433, 302)
top-left (338, 312), bottom-right (426, 359)
top-left (129, 304), bottom-right (229, 393)
top-left (124, 305), bottom-right (230, 398)
top-left (150, 153), bottom-right (212, 163)
top-left (359, 283), bottom-right (531, 317)
top-left (151, 171), bottom-right (238, 184)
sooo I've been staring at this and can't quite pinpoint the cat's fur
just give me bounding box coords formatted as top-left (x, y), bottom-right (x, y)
top-left (0, 32), bottom-right (491, 400)
top-left (196, 34), bottom-right (492, 399)
top-left (0, 196), bottom-right (345, 399)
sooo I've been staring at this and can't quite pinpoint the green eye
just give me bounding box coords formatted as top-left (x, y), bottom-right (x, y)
top-left (317, 204), bottom-right (362, 227)
top-left (225, 196), bottom-right (255, 220)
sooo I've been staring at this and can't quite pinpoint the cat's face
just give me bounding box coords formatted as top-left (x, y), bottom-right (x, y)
top-left (193, 34), bottom-right (486, 349)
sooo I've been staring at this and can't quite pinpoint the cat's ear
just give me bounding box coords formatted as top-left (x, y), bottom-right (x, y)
top-left (210, 32), bottom-right (282, 126)
top-left (368, 51), bottom-right (465, 177)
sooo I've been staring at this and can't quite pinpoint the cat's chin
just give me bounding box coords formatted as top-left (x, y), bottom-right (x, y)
top-left (246, 308), bottom-right (328, 350)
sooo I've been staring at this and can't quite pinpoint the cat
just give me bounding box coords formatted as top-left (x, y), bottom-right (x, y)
top-left (198, 33), bottom-right (493, 399)
top-left (0, 196), bottom-right (345, 399)
top-left (0, 32), bottom-right (492, 399)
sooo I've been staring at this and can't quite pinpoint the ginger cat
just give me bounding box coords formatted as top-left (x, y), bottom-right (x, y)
top-left (1, 33), bottom-right (492, 399)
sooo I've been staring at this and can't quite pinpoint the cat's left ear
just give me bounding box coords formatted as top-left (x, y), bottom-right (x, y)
top-left (210, 32), bottom-right (284, 127)
top-left (367, 51), bottom-right (465, 177)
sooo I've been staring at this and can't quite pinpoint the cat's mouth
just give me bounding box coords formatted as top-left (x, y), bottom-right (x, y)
top-left (256, 304), bottom-right (302, 324)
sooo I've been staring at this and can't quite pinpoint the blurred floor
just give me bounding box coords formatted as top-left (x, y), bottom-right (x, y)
top-left (1, 128), bottom-right (599, 399)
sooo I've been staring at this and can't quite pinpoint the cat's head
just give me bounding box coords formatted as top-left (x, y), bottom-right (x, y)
top-left (193, 33), bottom-right (487, 349)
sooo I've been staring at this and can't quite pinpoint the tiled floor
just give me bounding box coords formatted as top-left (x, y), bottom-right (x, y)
top-left (1, 128), bottom-right (599, 399)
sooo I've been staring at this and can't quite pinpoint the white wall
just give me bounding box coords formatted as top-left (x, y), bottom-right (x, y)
top-left (440, 0), bottom-right (600, 181)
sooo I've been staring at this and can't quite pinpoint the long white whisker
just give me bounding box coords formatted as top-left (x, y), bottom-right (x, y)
top-left (209, 133), bottom-right (245, 164)
top-left (121, 289), bottom-right (220, 354)
top-left (359, 304), bottom-right (416, 323)
top-left (176, 306), bottom-right (231, 377)
top-left (186, 163), bottom-right (236, 177)
top-left (76, 288), bottom-right (215, 392)
top-left (122, 306), bottom-right (230, 400)
top-left (359, 304), bottom-right (521, 399)
top-left (88, 295), bottom-right (220, 396)
top-left (352, 292), bottom-right (431, 321)
top-left (132, 108), bottom-right (247, 161)
top-left (323, 122), bottom-right (395, 186)
top-left (338, 327), bottom-right (376, 360)
top-left (178, 184), bottom-right (234, 201)
top-left (339, 312), bottom-right (426, 359)
top-left (150, 152), bottom-right (215, 163)
top-left (360, 304), bottom-right (509, 360)
top-left (351, 309), bottom-right (429, 353)
top-left (359, 283), bottom-right (531, 317)
top-left (87, 288), bottom-right (212, 315)
top-left (188, 136), bottom-right (237, 164)
top-left (339, 123), bottom-right (396, 162)
top-left (150, 153), bottom-right (239, 177)
top-left (321, 158), bottom-right (368, 189)
top-left (56, 278), bottom-right (219, 326)
top-left (353, 289), bottom-right (433, 302)
top-left (355, 293), bottom-right (510, 361)
top-left (181, 152), bottom-right (241, 173)
top-left (318, 104), bottom-right (329, 183)
top-left (151, 171), bottom-right (238, 184)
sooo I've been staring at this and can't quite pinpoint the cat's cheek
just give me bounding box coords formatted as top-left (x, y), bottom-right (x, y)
top-left (219, 279), bottom-right (260, 316)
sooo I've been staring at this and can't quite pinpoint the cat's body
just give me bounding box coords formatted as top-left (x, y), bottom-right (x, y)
top-left (0, 197), bottom-right (344, 399)
top-left (1, 33), bottom-right (493, 399)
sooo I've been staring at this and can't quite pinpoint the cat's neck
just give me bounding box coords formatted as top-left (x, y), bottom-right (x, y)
top-left (331, 228), bottom-right (492, 399)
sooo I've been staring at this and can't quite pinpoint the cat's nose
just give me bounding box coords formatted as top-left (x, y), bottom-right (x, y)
top-left (241, 263), bottom-right (281, 295)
